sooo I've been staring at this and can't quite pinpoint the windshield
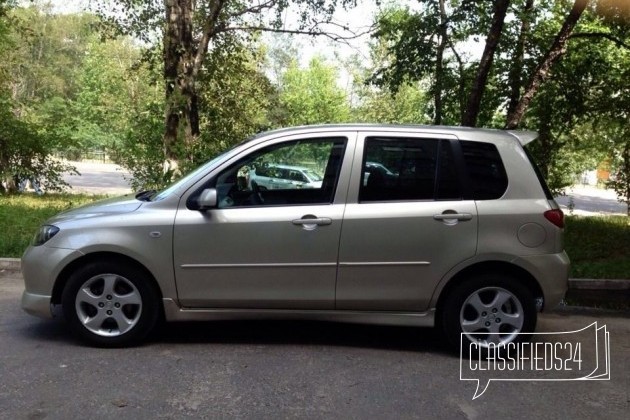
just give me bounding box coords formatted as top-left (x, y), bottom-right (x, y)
top-left (150, 134), bottom-right (264, 201)
top-left (151, 148), bottom-right (239, 201)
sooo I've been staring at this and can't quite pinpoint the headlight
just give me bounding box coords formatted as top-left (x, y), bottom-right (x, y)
top-left (32, 225), bottom-right (60, 246)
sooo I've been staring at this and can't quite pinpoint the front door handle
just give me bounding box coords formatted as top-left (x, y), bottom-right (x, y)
top-left (292, 215), bottom-right (332, 230)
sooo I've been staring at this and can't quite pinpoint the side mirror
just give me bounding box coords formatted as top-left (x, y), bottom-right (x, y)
top-left (197, 188), bottom-right (217, 210)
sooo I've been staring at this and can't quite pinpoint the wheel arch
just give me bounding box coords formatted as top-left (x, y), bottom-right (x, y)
top-left (51, 252), bottom-right (164, 306)
top-left (434, 261), bottom-right (543, 323)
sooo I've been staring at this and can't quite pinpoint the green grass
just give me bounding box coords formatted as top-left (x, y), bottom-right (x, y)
top-left (564, 215), bottom-right (630, 279)
top-left (1, 195), bottom-right (629, 280)
top-left (0, 193), bottom-right (105, 258)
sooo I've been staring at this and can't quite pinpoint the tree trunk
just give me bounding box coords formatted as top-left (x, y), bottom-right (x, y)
top-left (617, 141), bottom-right (630, 216)
top-left (163, 0), bottom-right (199, 175)
top-left (625, 142), bottom-right (630, 217)
top-left (461, 0), bottom-right (510, 127)
top-left (162, 0), bottom-right (226, 176)
top-left (505, 0), bottom-right (589, 129)
top-left (507, 0), bottom-right (534, 117)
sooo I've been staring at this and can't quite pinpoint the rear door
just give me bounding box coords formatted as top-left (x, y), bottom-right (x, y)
top-left (336, 132), bottom-right (478, 311)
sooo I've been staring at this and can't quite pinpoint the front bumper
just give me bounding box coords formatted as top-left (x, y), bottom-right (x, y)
top-left (21, 244), bottom-right (83, 319)
top-left (21, 291), bottom-right (53, 319)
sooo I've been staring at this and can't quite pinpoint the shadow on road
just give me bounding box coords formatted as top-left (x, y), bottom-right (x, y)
top-left (19, 317), bottom-right (452, 355)
top-left (157, 320), bottom-right (450, 353)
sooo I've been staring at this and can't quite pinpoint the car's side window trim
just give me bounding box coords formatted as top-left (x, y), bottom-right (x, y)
top-left (448, 139), bottom-right (474, 201)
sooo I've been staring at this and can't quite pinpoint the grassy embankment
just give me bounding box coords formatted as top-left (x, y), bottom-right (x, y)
top-left (0, 194), bottom-right (106, 257)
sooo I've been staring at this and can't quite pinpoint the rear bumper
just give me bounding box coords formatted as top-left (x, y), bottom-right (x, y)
top-left (514, 251), bottom-right (570, 311)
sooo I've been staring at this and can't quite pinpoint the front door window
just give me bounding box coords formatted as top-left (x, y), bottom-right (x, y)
top-left (213, 138), bottom-right (347, 208)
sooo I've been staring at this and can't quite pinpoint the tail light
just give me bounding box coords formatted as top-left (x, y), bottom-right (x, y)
top-left (544, 209), bottom-right (564, 228)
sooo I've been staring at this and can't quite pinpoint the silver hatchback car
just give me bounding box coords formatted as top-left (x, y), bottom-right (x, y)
top-left (22, 125), bottom-right (569, 348)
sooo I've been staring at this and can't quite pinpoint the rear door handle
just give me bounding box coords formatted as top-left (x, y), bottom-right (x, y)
top-left (433, 213), bottom-right (473, 221)
top-left (292, 217), bottom-right (332, 226)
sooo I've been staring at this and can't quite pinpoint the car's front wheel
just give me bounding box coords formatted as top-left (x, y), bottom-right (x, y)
top-left (441, 274), bottom-right (536, 352)
top-left (61, 260), bottom-right (159, 347)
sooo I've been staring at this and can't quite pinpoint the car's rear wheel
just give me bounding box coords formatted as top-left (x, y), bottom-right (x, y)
top-left (441, 274), bottom-right (536, 352)
top-left (61, 261), bottom-right (159, 347)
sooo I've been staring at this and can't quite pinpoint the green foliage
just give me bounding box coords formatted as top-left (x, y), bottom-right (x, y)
top-left (0, 96), bottom-right (76, 193)
top-left (114, 38), bottom-right (279, 190)
top-left (0, 4), bottom-right (97, 192)
top-left (607, 142), bottom-right (630, 215)
top-left (72, 37), bottom-right (165, 190)
top-left (72, 38), bottom-right (144, 150)
top-left (113, 99), bottom-right (166, 191)
top-left (345, 36), bottom-right (431, 124)
top-left (370, 1), bottom-right (495, 125)
top-left (353, 81), bottom-right (430, 124)
top-left (565, 215), bottom-right (630, 278)
top-left (279, 56), bottom-right (351, 126)
top-left (0, 193), bottom-right (104, 256)
top-left (521, 4), bottom-right (630, 194)
top-left (195, 39), bottom-right (278, 156)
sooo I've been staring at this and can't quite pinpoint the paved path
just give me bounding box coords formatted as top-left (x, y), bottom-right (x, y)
top-left (556, 185), bottom-right (627, 216)
top-left (62, 160), bottom-right (133, 195)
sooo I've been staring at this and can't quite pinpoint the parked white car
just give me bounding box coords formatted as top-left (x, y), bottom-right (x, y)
top-left (249, 164), bottom-right (323, 190)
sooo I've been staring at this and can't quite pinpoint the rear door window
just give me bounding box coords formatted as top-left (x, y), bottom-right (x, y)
top-left (359, 137), bottom-right (461, 202)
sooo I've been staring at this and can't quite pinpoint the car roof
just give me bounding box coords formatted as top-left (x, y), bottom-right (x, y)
top-left (251, 124), bottom-right (537, 146)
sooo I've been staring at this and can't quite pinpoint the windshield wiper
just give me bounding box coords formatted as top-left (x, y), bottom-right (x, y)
top-left (135, 190), bottom-right (157, 202)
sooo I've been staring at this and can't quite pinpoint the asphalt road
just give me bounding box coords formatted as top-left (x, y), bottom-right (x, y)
top-left (1, 270), bottom-right (628, 419)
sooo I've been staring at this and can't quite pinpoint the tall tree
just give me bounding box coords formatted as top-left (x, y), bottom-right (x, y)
top-left (0, 3), bottom-right (85, 192)
top-left (371, 0), bottom-right (627, 129)
top-left (505, 0), bottom-right (589, 129)
top-left (370, 1), bottom-right (480, 125)
top-left (96, 0), bottom-right (358, 175)
top-left (461, 0), bottom-right (509, 126)
top-left (517, 0), bottom-right (630, 192)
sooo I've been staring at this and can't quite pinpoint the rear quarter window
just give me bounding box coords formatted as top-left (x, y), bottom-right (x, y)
top-left (460, 141), bottom-right (508, 200)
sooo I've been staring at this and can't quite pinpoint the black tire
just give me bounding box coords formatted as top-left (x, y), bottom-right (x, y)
top-left (61, 260), bottom-right (159, 347)
top-left (441, 274), bottom-right (537, 353)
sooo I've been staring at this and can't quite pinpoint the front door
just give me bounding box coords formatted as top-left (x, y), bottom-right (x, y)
top-left (173, 135), bottom-right (353, 309)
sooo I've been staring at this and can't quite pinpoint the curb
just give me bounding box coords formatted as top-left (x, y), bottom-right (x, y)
top-left (0, 258), bottom-right (21, 271)
top-left (1, 257), bottom-right (628, 290)
top-left (568, 278), bottom-right (630, 290)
